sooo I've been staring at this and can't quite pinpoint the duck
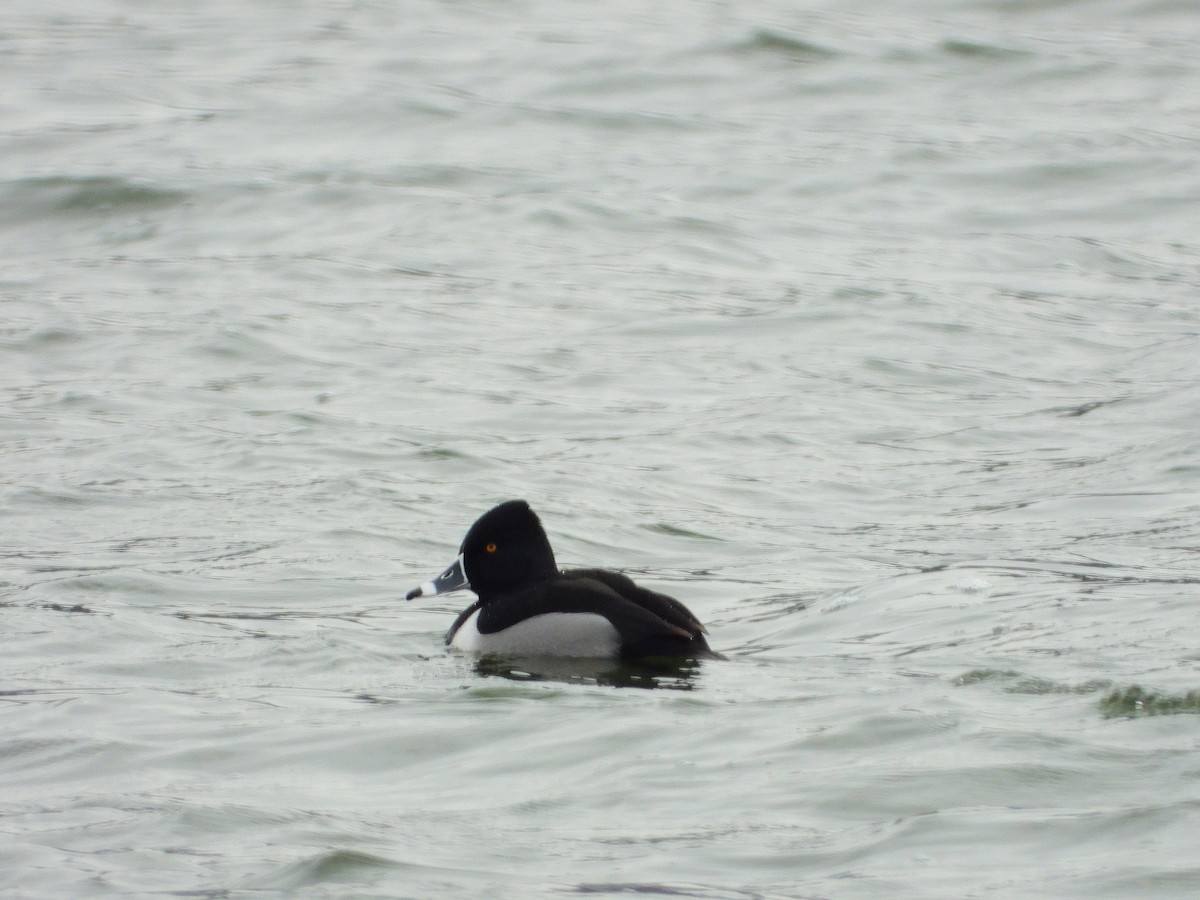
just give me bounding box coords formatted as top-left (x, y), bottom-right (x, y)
top-left (405, 500), bottom-right (717, 660)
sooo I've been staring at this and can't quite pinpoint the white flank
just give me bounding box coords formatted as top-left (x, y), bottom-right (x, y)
top-left (450, 610), bottom-right (620, 658)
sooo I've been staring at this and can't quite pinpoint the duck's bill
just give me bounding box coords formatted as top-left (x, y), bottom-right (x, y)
top-left (405, 555), bottom-right (469, 600)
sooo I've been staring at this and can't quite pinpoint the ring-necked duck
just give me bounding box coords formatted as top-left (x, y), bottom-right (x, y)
top-left (406, 500), bottom-right (717, 660)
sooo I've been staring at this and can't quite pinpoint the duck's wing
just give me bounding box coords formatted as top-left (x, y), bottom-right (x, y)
top-left (474, 574), bottom-right (697, 646)
top-left (565, 568), bottom-right (707, 636)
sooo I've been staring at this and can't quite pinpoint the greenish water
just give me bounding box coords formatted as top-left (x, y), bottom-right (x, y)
top-left (4, 0), bottom-right (1200, 896)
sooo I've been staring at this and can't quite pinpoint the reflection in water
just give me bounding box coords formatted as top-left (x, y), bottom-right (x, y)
top-left (473, 654), bottom-right (707, 691)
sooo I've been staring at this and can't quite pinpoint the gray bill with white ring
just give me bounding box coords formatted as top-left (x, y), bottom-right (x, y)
top-left (405, 554), bottom-right (469, 600)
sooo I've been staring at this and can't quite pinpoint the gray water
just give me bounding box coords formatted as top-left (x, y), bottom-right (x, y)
top-left (4, 0), bottom-right (1200, 896)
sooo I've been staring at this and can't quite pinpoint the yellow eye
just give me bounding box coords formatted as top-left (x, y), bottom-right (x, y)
top-left (485, 543), bottom-right (497, 553)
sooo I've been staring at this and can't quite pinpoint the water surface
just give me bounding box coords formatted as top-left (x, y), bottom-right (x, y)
top-left (4, 0), bottom-right (1200, 896)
